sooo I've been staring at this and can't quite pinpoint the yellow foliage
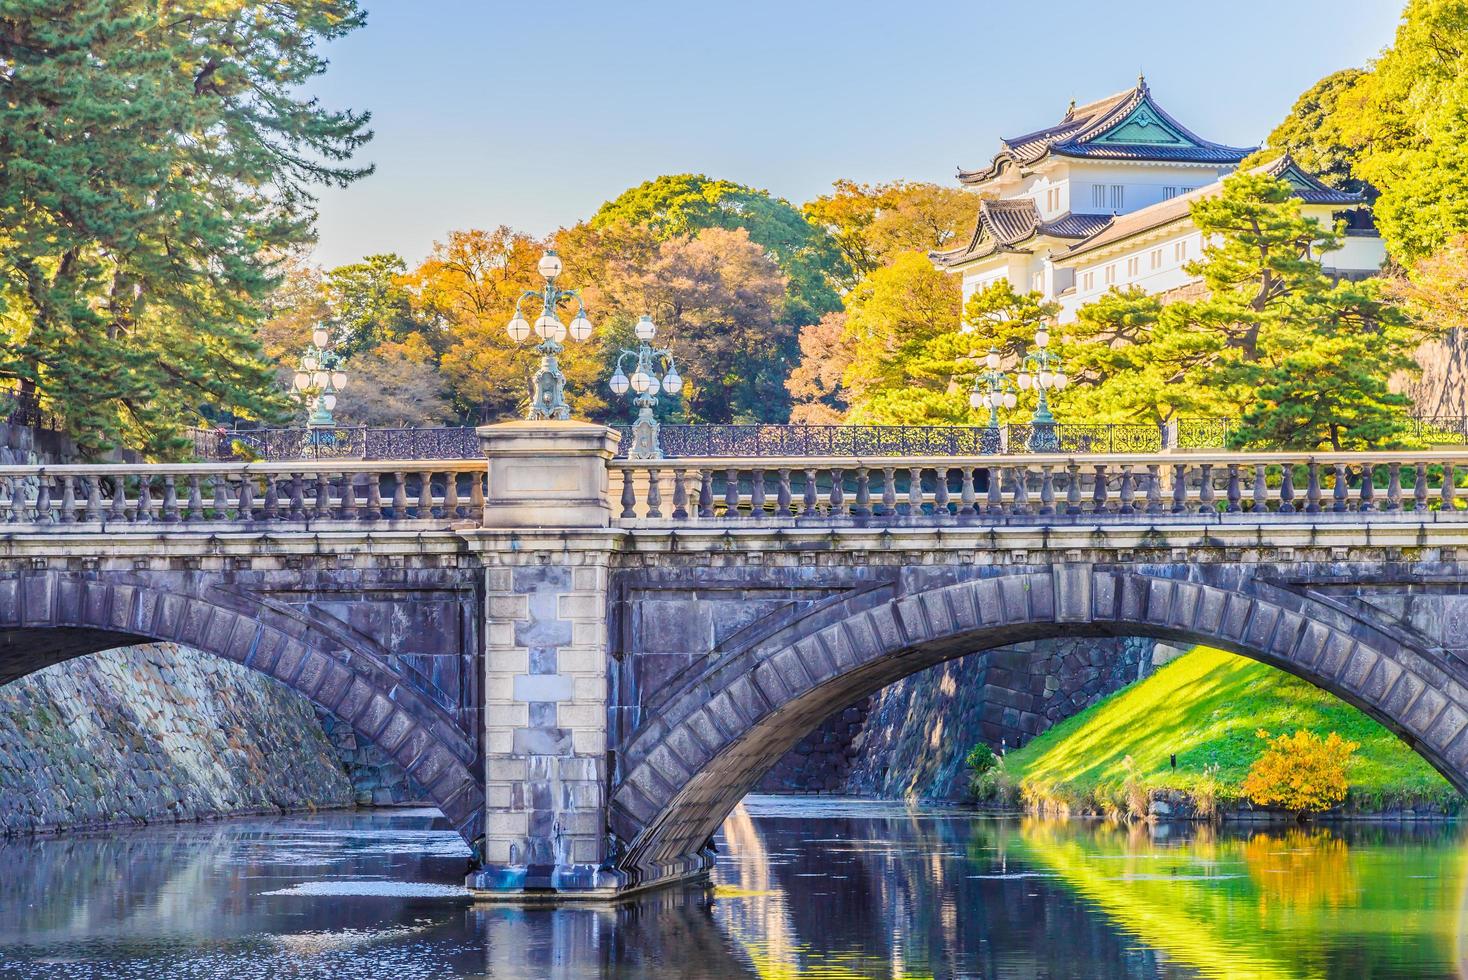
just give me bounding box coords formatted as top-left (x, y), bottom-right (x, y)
top-left (1241, 730), bottom-right (1359, 815)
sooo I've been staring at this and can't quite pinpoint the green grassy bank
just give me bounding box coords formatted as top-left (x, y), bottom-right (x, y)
top-left (986, 647), bottom-right (1461, 817)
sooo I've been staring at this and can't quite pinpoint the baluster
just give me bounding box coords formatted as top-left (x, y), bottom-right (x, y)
top-left (1118, 465), bottom-right (1135, 516)
top-left (1199, 464), bottom-right (1215, 514)
top-left (470, 471), bottom-right (485, 522)
top-left (340, 473), bottom-right (358, 521)
top-left (1225, 464), bottom-right (1241, 513)
top-left (829, 468), bottom-right (847, 516)
top-left (59, 475), bottom-right (76, 524)
top-left (906, 467), bottom-right (923, 516)
top-left (802, 468), bottom-right (819, 515)
top-left (1358, 464), bottom-right (1375, 512)
top-left (1415, 462), bottom-right (1429, 512)
top-left (987, 465), bottom-right (1005, 516)
top-left (776, 468), bottom-right (793, 517)
top-left (237, 475), bottom-right (256, 522)
top-left (750, 468), bottom-right (766, 517)
top-left (931, 467), bottom-right (948, 515)
top-left (671, 469), bottom-right (689, 520)
top-left (418, 469), bottom-right (434, 518)
top-left (85, 476), bottom-right (104, 522)
top-left (1091, 464), bottom-right (1109, 514)
top-left (136, 475), bottom-right (155, 523)
top-left (1010, 467), bottom-right (1030, 516)
top-left (362, 473), bottom-right (382, 521)
top-left (725, 467), bottom-right (741, 518)
top-left (186, 475), bottom-right (204, 522)
top-left (1386, 462), bottom-right (1402, 512)
top-left (262, 475), bottom-right (279, 521)
top-left (392, 471), bottom-right (408, 518)
top-left (211, 474), bottom-right (229, 521)
top-left (1253, 464), bottom-right (1268, 513)
top-left (620, 470), bottom-right (637, 519)
top-left (1334, 463), bottom-right (1350, 513)
top-left (442, 469), bottom-right (460, 519)
top-left (1306, 462), bottom-right (1323, 514)
top-left (646, 468), bottom-right (662, 519)
top-left (288, 473), bottom-right (306, 521)
top-left (854, 467), bottom-right (872, 517)
top-left (158, 475), bottom-right (178, 523)
top-left (1066, 463), bottom-right (1082, 516)
top-left (1277, 465), bottom-right (1294, 514)
top-left (882, 468), bottom-right (898, 517)
top-left (698, 469), bottom-right (714, 518)
top-left (959, 467), bottom-right (977, 517)
top-left (314, 471), bottom-right (331, 520)
top-left (1146, 464), bottom-right (1162, 515)
top-left (1039, 465), bottom-right (1056, 516)
top-left (34, 472), bottom-right (53, 524)
top-left (111, 475), bottom-right (129, 522)
top-left (1172, 464), bottom-right (1188, 514)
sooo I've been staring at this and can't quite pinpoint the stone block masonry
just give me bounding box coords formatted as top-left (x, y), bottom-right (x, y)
top-left (0, 643), bottom-right (353, 834)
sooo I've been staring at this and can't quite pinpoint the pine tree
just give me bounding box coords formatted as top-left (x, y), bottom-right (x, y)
top-left (0, 0), bottom-right (372, 457)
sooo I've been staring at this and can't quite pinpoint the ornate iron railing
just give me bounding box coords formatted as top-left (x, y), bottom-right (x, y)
top-left (192, 426), bottom-right (482, 461)
top-left (1, 385), bottom-right (60, 431)
top-left (1410, 417), bottom-right (1468, 445)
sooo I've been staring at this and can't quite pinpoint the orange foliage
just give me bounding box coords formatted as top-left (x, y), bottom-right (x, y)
top-left (1241, 730), bottom-right (1359, 815)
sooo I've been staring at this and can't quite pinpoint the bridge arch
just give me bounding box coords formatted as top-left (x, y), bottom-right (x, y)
top-left (0, 570), bottom-right (482, 846)
top-left (609, 565), bottom-right (1468, 889)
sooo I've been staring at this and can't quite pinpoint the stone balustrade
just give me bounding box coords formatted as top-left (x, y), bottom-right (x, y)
top-left (0, 460), bottom-right (487, 528)
top-left (610, 451), bottom-right (1468, 524)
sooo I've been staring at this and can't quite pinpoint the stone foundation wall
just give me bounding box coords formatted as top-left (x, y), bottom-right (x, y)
top-left (756, 637), bottom-right (1158, 801)
top-left (316, 710), bottom-right (427, 806)
top-left (0, 643), bottom-right (354, 835)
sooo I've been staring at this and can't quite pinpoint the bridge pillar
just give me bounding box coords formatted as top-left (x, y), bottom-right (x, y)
top-left (467, 420), bottom-right (625, 900)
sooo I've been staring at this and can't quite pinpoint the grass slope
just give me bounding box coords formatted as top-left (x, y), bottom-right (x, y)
top-left (1003, 646), bottom-right (1459, 810)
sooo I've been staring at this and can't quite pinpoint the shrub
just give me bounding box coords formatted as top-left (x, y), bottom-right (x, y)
top-left (966, 743), bottom-right (998, 776)
top-left (1193, 763), bottom-right (1223, 822)
top-left (1122, 754), bottom-right (1150, 821)
top-left (1241, 729), bottom-right (1359, 818)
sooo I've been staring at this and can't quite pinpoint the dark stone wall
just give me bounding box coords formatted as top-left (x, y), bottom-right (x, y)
top-left (760, 636), bottom-right (1158, 801)
top-left (316, 710), bottom-right (427, 806)
top-left (0, 643), bottom-right (354, 834)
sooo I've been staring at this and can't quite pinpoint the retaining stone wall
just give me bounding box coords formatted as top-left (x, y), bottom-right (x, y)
top-left (316, 710), bottom-right (427, 806)
top-left (0, 643), bottom-right (354, 834)
top-left (759, 637), bottom-right (1157, 801)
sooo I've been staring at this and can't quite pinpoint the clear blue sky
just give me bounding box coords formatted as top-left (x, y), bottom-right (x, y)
top-left (306, 0), bottom-right (1405, 268)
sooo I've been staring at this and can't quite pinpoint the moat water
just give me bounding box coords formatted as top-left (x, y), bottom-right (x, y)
top-left (0, 796), bottom-right (1463, 978)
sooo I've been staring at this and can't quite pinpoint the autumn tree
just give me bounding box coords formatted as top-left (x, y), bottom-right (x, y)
top-left (0, 0), bottom-right (372, 457)
top-left (591, 174), bottom-right (841, 323)
top-left (803, 180), bottom-right (977, 289)
top-left (418, 228), bottom-right (607, 423)
top-left (787, 312), bottom-right (854, 424)
top-left (599, 227), bottom-right (790, 423)
top-left (332, 337), bottom-right (452, 427)
top-left (839, 252), bottom-right (967, 424)
top-left (1386, 234), bottom-right (1468, 416)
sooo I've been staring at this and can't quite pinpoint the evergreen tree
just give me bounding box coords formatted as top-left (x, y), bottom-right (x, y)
top-left (0, 0), bottom-right (372, 457)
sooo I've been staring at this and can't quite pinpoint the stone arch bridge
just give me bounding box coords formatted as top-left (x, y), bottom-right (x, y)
top-left (3, 422), bottom-right (1468, 899)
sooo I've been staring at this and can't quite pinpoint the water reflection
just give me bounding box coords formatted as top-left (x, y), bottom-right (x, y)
top-left (0, 801), bottom-right (1464, 978)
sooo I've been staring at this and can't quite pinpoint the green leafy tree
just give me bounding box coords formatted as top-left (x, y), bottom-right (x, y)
top-left (0, 0), bottom-right (372, 457)
top-left (592, 173), bottom-right (841, 323)
top-left (1069, 171), bottom-right (1415, 447)
top-left (326, 254), bottom-right (432, 355)
top-left (1246, 69), bottom-right (1369, 192)
top-left (1332, 0), bottom-right (1468, 263)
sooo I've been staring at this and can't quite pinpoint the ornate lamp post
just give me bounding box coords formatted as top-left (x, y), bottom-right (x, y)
top-left (969, 347), bottom-right (1018, 454)
top-left (1016, 325), bottom-right (1068, 452)
top-left (609, 315), bottom-right (682, 459)
top-left (291, 326), bottom-right (348, 428)
top-left (505, 250), bottom-right (593, 420)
